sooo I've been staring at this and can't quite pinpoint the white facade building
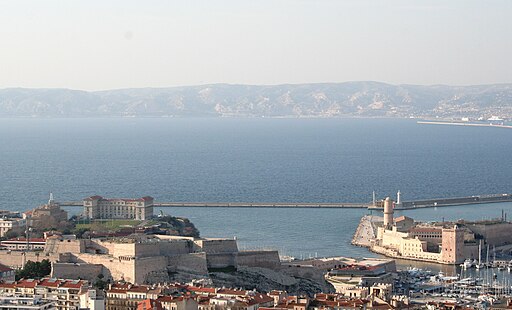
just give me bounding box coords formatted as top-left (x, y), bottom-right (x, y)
top-left (0, 296), bottom-right (56, 310)
top-left (83, 196), bottom-right (154, 220)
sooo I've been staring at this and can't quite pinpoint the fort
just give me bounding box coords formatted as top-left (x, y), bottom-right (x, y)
top-left (0, 234), bottom-right (280, 284)
top-left (353, 197), bottom-right (512, 264)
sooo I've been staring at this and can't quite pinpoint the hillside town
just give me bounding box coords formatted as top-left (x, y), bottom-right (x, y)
top-left (0, 195), bottom-right (511, 309)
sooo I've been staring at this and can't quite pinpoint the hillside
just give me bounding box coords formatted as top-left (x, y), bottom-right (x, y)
top-left (1, 82), bottom-right (511, 119)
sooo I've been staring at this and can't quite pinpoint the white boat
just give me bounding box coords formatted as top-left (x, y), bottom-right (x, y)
top-left (463, 259), bottom-right (473, 269)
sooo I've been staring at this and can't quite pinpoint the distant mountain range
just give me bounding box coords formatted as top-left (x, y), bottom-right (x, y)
top-left (1, 82), bottom-right (511, 118)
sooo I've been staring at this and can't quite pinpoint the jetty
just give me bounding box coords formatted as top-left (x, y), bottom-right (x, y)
top-left (57, 193), bottom-right (512, 210)
top-left (58, 201), bottom-right (370, 208)
top-left (417, 120), bottom-right (512, 129)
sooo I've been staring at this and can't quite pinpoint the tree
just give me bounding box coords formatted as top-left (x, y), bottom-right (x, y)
top-left (93, 274), bottom-right (107, 290)
top-left (15, 259), bottom-right (52, 280)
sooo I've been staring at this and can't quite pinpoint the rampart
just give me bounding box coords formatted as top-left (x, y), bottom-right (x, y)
top-left (0, 251), bottom-right (64, 268)
top-left (236, 250), bottom-right (281, 270)
top-left (1, 235), bottom-right (280, 283)
top-left (193, 239), bottom-right (238, 253)
top-left (466, 222), bottom-right (512, 247)
top-left (51, 262), bottom-right (103, 281)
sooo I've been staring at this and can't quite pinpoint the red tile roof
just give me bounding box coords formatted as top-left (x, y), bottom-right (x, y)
top-left (0, 264), bottom-right (13, 273)
top-left (138, 299), bottom-right (163, 310)
top-left (60, 280), bottom-right (85, 289)
top-left (0, 282), bottom-right (16, 289)
top-left (217, 288), bottom-right (247, 296)
top-left (186, 286), bottom-right (216, 294)
top-left (17, 279), bottom-right (39, 288)
top-left (156, 296), bottom-right (175, 303)
top-left (38, 279), bottom-right (62, 288)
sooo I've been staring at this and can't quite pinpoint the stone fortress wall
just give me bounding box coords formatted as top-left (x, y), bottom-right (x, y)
top-left (40, 235), bottom-right (280, 284)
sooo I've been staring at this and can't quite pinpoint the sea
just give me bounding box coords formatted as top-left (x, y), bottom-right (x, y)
top-left (1, 117), bottom-right (511, 266)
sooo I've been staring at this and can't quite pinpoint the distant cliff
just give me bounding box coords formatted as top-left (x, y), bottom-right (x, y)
top-left (1, 82), bottom-right (511, 118)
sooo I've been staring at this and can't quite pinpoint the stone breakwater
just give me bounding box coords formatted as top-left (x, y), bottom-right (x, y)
top-left (351, 215), bottom-right (380, 247)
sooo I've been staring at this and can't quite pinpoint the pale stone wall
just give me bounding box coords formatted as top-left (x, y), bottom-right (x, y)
top-left (205, 253), bottom-right (237, 269)
top-left (379, 228), bottom-right (409, 249)
top-left (72, 253), bottom-right (137, 283)
top-left (134, 256), bottom-right (168, 284)
top-left (158, 240), bottom-right (193, 256)
top-left (466, 222), bottom-right (512, 247)
top-left (400, 238), bottom-right (427, 256)
top-left (45, 239), bottom-right (86, 254)
top-left (0, 251), bottom-right (62, 268)
top-left (167, 253), bottom-right (208, 275)
top-left (91, 239), bottom-right (193, 258)
top-left (193, 239), bottom-right (238, 253)
top-left (51, 262), bottom-right (103, 281)
top-left (236, 251), bottom-right (281, 270)
top-left (90, 239), bottom-right (117, 254)
top-left (463, 243), bottom-right (479, 260)
top-left (112, 243), bottom-right (136, 257)
top-left (281, 264), bottom-right (325, 282)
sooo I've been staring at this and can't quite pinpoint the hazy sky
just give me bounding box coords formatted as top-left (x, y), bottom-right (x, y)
top-left (1, 0), bottom-right (511, 90)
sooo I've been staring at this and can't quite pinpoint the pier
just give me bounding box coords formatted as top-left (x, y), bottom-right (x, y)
top-left (58, 193), bottom-right (512, 210)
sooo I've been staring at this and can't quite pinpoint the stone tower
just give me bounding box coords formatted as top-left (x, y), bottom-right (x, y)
top-left (441, 225), bottom-right (465, 264)
top-left (383, 197), bottom-right (394, 229)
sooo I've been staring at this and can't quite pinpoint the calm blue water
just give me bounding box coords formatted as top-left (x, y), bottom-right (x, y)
top-left (1, 118), bottom-right (511, 258)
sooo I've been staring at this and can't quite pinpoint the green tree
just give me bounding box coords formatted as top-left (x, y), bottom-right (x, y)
top-left (15, 259), bottom-right (52, 280)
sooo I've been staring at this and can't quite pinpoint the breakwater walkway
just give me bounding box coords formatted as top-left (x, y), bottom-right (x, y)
top-left (59, 201), bottom-right (370, 208)
top-left (58, 193), bottom-right (512, 210)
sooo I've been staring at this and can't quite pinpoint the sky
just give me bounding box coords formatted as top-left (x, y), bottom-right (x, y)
top-left (0, 0), bottom-right (511, 91)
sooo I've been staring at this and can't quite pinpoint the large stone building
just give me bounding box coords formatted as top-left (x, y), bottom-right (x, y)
top-left (24, 194), bottom-right (68, 228)
top-left (371, 197), bottom-right (472, 264)
top-left (83, 196), bottom-right (154, 220)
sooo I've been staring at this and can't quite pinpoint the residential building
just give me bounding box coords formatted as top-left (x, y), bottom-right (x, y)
top-left (0, 238), bottom-right (46, 251)
top-left (0, 264), bottom-right (14, 281)
top-left (0, 278), bottom-right (90, 310)
top-left (79, 289), bottom-right (105, 310)
top-left (0, 213), bottom-right (25, 237)
top-left (0, 295), bottom-right (56, 310)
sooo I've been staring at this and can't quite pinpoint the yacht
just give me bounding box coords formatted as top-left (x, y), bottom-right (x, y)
top-left (462, 259), bottom-right (473, 269)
